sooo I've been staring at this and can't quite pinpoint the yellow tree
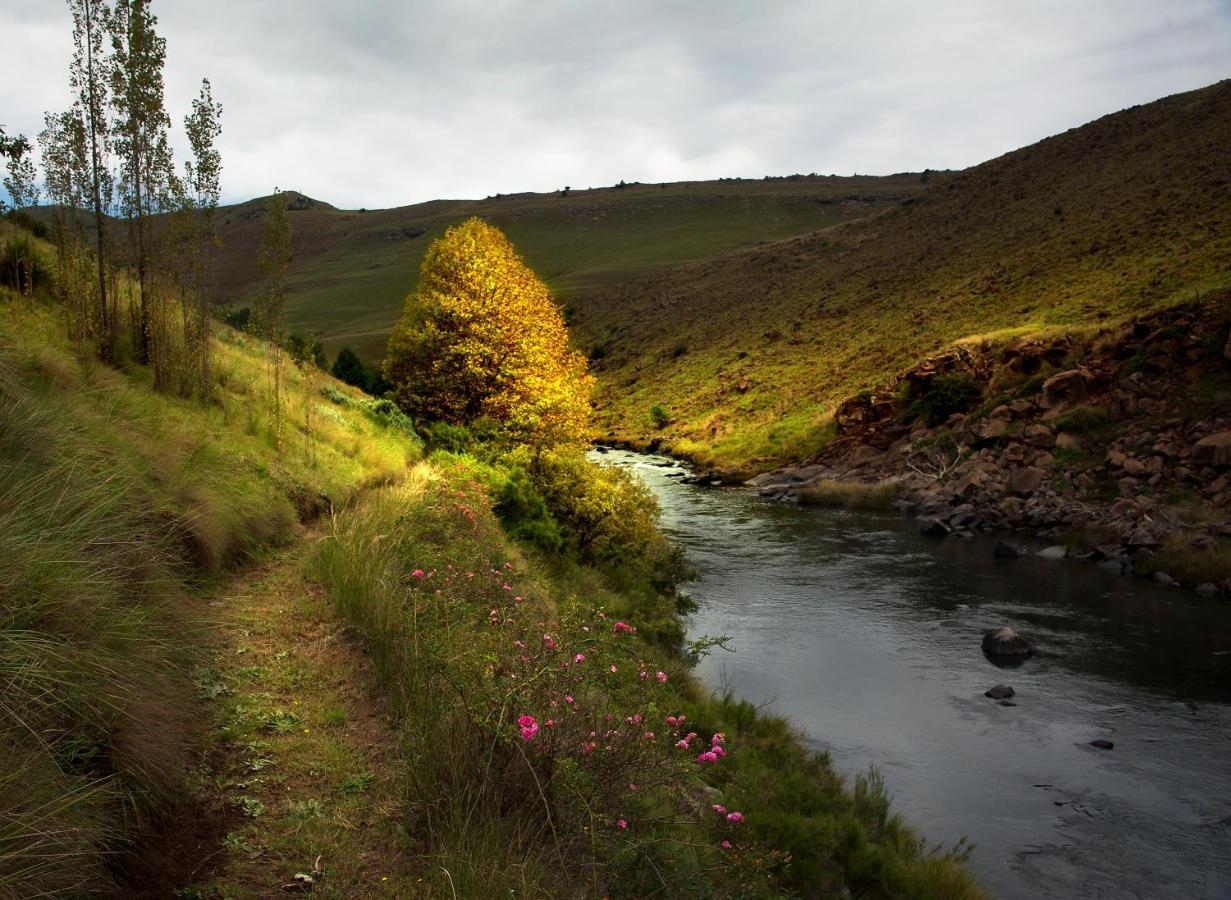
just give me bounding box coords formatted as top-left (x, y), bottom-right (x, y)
top-left (383, 218), bottom-right (593, 446)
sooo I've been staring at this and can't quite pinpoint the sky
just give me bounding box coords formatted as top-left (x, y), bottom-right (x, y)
top-left (2, 0), bottom-right (1229, 209)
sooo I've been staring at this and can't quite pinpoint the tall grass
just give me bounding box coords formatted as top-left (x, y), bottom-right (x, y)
top-left (0, 293), bottom-right (422, 893)
top-left (312, 459), bottom-right (987, 898)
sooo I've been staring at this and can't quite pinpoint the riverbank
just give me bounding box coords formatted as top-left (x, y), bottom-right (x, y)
top-left (606, 448), bottom-right (1231, 899)
top-left (664, 296), bottom-right (1231, 595)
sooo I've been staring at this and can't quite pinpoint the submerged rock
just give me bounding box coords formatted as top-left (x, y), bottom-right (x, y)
top-left (1089, 739), bottom-right (1115, 750)
top-left (920, 518), bottom-right (951, 537)
top-left (985, 684), bottom-right (1016, 700)
top-left (982, 627), bottom-right (1034, 659)
top-left (994, 539), bottom-right (1028, 558)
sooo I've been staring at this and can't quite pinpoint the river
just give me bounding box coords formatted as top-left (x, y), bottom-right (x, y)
top-left (599, 448), bottom-right (1231, 899)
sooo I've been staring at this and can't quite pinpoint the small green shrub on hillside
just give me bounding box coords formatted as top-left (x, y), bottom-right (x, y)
top-left (1053, 404), bottom-right (1113, 437)
top-left (422, 420), bottom-right (474, 453)
top-left (910, 374), bottom-right (982, 426)
top-left (649, 403), bottom-right (669, 428)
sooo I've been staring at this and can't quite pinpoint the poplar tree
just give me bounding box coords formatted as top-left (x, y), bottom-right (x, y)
top-left (68, 0), bottom-right (116, 360)
top-left (39, 107), bottom-right (94, 337)
top-left (1, 133), bottom-right (39, 295)
top-left (180, 78), bottom-right (222, 396)
top-left (256, 190), bottom-right (291, 445)
top-left (108, 0), bottom-right (170, 369)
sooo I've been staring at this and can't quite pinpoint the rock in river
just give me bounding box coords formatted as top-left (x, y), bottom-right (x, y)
top-left (994, 540), bottom-right (1027, 558)
top-left (985, 684), bottom-right (1016, 699)
top-left (982, 627), bottom-right (1034, 659)
top-left (1089, 739), bottom-right (1115, 750)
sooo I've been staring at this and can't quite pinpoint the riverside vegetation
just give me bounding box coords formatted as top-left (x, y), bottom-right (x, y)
top-left (0, 204), bottom-right (984, 896)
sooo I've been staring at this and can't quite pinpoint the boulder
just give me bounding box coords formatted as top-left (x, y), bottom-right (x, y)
top-left (1025, 424), bottom-right (1057, 449)
top-left (1089, 739), bottom-right (1115, 750)
top-left (982, 627), bottom-right (1034, 658)
top-left (1196, 583), bottom-right (1220, 597)
top-left (985, 684), bottom-right (1016, 700)
top-left (1194, 432), bottom-right (1231, 468)
top-left (1121, 457), bottom-right (1147, 477)
top-left (994, 540), bottom-right (1027, 558)
top-left (1008, 466), bottom-right (1047, 496)
top-left (1041, 369), bottom-right (1090, 408)
top-left (1152, 571), bottom-right (1178, 587)
top-left (1037, 545), bottom-right (1068, 560)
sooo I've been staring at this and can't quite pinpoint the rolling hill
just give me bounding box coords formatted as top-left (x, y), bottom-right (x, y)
top-left (209, 175), bottom-right (931, 359)
top-left (569, 80), bottom-right (1231, 470)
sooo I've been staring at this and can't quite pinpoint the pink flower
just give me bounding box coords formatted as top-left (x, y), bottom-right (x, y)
top-left (656, 671), bottom-right (668, 684)
top-left (564, 694), bottom-right (574, 704)
top-left (545, 719), bottom-right (556, 728)
top-left (642, 731), bottom-right (655, 740)
top-left (503, 562), bottom-right (513, 570)
top-left (696, 751), bottom-right (718, 764)
top-left (713, 745), bottom-right (726, 759)
top-left (639, 670), bottom-right (649, 681)
top-left (574, 653), bottom-right (586, 664)
top-left (676, 739), bottom-right (690, 750)
top-left (518, 715), bottom-right (539, 741)
top-left (726, 811), bottom-right (744, 823)
top-left (581, 741), bottom-right (596, 754)
top-left (616, 818), bottom-right (627, 829)
top-left (712, 804), bottom-right (727, 815)
top-left (502, 583), bottom-right (511, 591)
top-left (542, 634), bottom-right (556, 650)
top-left (711, 732), bottom-right (725, 746)
top-left (411, 569), bottom-right (426, 578)
top-left (609, 664), bottom-right (618, 673)
top-left (613, 621), bottom-right (637, 634)
top-left (721, 840), bottom-right (731, 850)
top-left (628, 783), bottom-right (637, 791)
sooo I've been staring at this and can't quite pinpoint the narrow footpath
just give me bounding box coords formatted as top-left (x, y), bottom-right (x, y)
top-left (145, 529), bottom-right (422, 898)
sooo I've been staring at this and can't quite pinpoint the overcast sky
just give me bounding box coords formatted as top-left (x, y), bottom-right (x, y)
top-left (2, 0), bottom-right (1229, 209)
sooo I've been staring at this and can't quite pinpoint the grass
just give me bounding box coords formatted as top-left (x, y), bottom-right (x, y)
top-left (798, 479), bottom-right (903, 511)
top-left (1134, 535), bottom-right (1231, 588)
top-left (182, 538), bottom-right (421, 898)
top-left (309, 457), bottom-right (986, 898)
top-left (567, 80), bottom-right (1231, 471)
top-left (0, 291), bottom-right (421, 895)
top-left (191, 176), bottom-right (929, 362)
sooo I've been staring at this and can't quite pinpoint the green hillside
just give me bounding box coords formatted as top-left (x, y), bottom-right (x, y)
top-left (209, 175), bottom-right (930, 360)
top-left (568, 80), bottom-right (1231, 471)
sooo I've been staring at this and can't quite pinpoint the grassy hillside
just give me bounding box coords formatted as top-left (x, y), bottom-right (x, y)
top-left (0, 281), bottom-right (419, 894)
top-left (569, 80), bottom-right (1231, 472)
top-left (207, 175), bottom-right (930, 360)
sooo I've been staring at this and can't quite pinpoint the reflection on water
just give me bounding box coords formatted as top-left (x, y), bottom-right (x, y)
top-left (598, 449), bottom-right (1231, 900)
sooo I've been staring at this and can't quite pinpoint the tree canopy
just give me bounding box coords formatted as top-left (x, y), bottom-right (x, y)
top-left (383, 218), bottom-right (592, 446)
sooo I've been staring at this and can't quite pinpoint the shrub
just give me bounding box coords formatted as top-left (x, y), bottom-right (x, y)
top-left (911, 374), bottom-right (982, 426)
top-left (1053, 404), bottom-right (1112, 436)
top-left (649, 403), bottom-right (669, 428)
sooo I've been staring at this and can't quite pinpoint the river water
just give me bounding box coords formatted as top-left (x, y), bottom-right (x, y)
top-left (599, 449), bottom-right (1231, 900)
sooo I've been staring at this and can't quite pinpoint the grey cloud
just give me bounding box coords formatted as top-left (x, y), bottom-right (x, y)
top-left (2, 0), bottom-right (1229, 208)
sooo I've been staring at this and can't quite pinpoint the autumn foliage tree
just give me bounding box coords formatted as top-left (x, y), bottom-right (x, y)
top-left (383, 218), bottom-right (593, 446)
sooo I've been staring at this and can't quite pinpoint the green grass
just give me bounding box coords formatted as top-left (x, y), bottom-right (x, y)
top-left (798, 479), bottom-right (903, 510)
top-left (0, 292), bottom-right (421, 895)
top-left (199, 176), bottom-right (928, 362)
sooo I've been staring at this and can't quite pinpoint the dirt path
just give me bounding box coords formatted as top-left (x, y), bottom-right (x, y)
top-left (160, 528), bottom-right (421, 898)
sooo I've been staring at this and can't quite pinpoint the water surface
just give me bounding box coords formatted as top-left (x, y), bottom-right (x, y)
top-left (600, 449), bottom-right (1231, 899)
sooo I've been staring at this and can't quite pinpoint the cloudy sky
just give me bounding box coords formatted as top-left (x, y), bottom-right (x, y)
top-left (2, 0), bottom-right (1229, 209)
